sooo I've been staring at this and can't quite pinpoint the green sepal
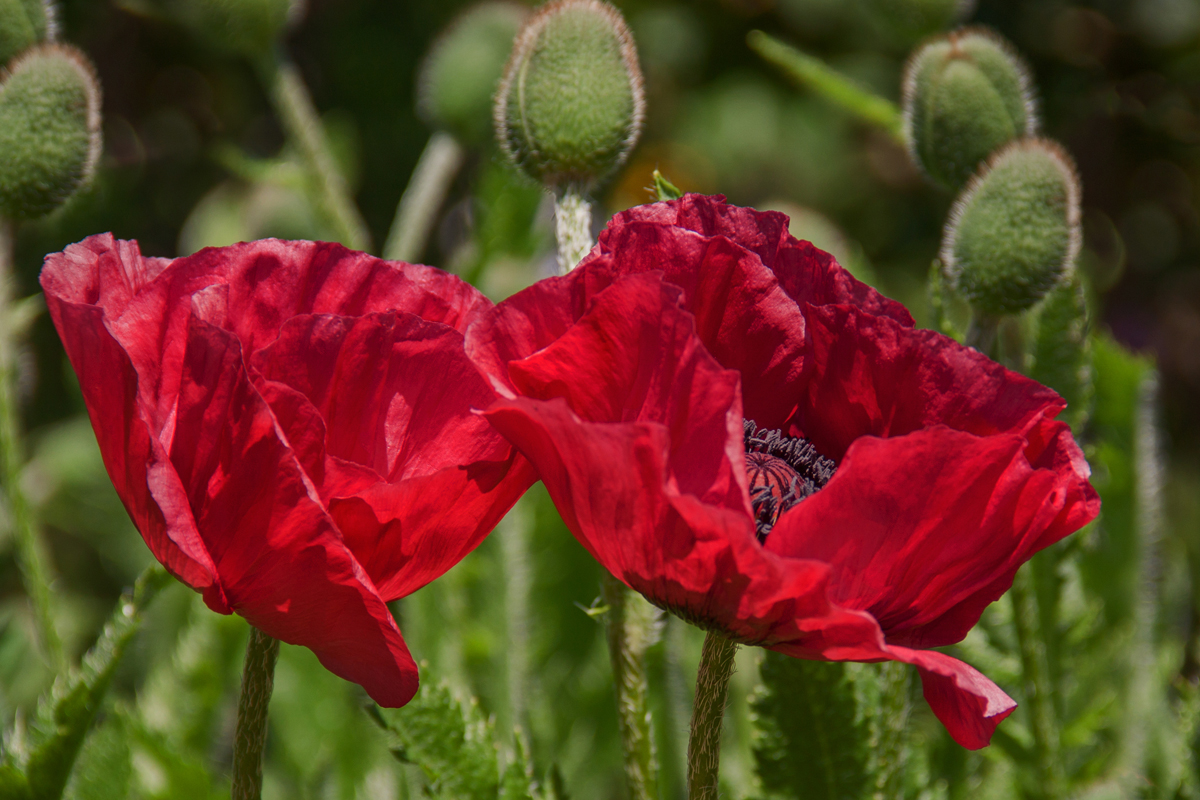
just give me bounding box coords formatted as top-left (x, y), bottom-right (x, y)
top-left (496, 0), bottom-right (644, 190)
top-left (903, 28), bottom-right (1036, 191)
top-left (0, 44), bottom-right (100, 220)
top-left (651, 169), bottom-right (682, 201)
top-left (1031, 274), bottom-right (1093, 434)
top-left (419, 2), bottom-right (528, 147)
top-left (0, 0), bottom-right (52, 65)
top-left (943, 138), bottom-right (1082, 317)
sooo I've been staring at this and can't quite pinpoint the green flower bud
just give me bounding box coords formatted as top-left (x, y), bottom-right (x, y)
top-left (1031, 273), bottom-right (1093, 434)
top-left (0, 44), bottom-right (101, 220)
top-left (418, 2), bottom-right (528, 147)
top-left (860, 0), bottom-right (975, 44)
top-left (943, 138), bottom-right (1082, 317)
top-left (495, 0), bottom-right (645, 190)
top-left (170, 0), bottom-right (303, 57)
top-left (0, 0), bottom-right (54, 65)
top-left (902, 27), bottom-right (1037, 190)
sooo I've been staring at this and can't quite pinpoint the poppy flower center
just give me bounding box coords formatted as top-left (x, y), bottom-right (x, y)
top-left (743, 420), bottom-right (836, 543)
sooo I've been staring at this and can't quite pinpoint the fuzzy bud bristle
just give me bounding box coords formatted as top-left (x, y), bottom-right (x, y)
top-left (494, 0), bottom-right (645, 191)
top-left (0, 43), bottom-right (101, 220)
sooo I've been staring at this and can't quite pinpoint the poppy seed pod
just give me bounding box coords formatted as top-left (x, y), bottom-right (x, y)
top-left (0, 44), bottom-right (100, 220)
top-left (0, 0), bottom-right (55, 65)
top-left (418, 2), bottom-right (528, 147)
top-left (495, 0), bottom-right (644, 190)
top-left (860, 0), bottom-right (976, 43)
top-left (943, 138), bottom-right (1082, 317)
top-left (902, 28), bottom-right (1037, 191)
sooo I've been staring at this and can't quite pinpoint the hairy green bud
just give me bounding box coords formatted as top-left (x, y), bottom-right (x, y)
top-left (0, 0), bottom-right (55, 65)
top-left (943, 138), bottom-right (1082, 317)
top-left (419, 2), bottom-right (528, 147)
top-left (495, 0), bottom-right (644, 190)
top-left (170, 0), bottom-right (303, 57)
top-left (902, 27), bottom-right (1037, 190)
top-left (860, 0), bottom-right (976, 43)
top-left (0, 44), bottom-right (101, 220)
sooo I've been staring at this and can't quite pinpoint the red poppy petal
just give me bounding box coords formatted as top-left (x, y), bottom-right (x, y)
top-left (769, 612), bottom-right (1014, 750)
top-left (766, 426), bottom-right (1098, 646)
top-left (583, 225), bottom-right (809, 429)
top-left (598, 194), bottom-right (913, 326)
top-left (503, 271), bottom-right (747, 508)
top-left (168, 311), bottom-right (417, 705)
top-left (42, 291), bottom-right (221, 603)
top-left (251, 312), bottom-right (505, 480)
top-left (795, 303), bottom-right (1067, 460)
top-left (887, 646), bottom-right (1016, 750)
top-left (327, 452), bottom-right (538, 600)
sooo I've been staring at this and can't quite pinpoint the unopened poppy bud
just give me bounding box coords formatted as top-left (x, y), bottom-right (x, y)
top-left (860, 0), bottom-right (976, 43)
top-left (0, 0), bottom-right (55, 65)
top-left (943, 138), bottom-right (1082, 317)
top-left (902, 28), bottom-right (1037, 191)
top-left (174, 0), bottom-right (303, 57)
top-left (0, 44), bottom-right (101, 220)
top-left (419, 2), bottom-right (528, 147)
top-left (495, 0), bottom-right (644, 190)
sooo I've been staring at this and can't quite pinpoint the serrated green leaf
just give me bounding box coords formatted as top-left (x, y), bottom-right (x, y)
top-left (752, 652), bottom-right (869, 800)
top-left (1031, 274), bottom-right (1093, 435)
top-left (16, 567), bottom-right (169, 800)
top-left (371, 678), bottom-right (499, 800)
top-left (500, 731), bottom-right (534, 800)
top-left (62, 712), bottom-right (130, 800)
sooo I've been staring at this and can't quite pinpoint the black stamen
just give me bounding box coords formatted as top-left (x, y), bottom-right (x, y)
top-left (743, 419), bottom-right (836, 543)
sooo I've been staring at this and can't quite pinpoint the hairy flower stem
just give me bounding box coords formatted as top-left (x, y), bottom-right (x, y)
top-left (1010, 566), bottom-right (1065, 799)
top-left (554, 188), bottom-right (593, 274)
top-left (747, 30), bottom-right (904, 143)
top-left (383, 131), bottom-right (466, 263)
top-left (259, 52), bottom-right (371, 252)
top-left (0, 218), bottom-right (64, 672)
top-left (601, 574), bottom-right (660, 800)
top-left (232, 627), bottom-right (281, 800)
top-left (964, 314), bottom-right (1000, 354)
top-left (688, 630), bottom-right (738, 800)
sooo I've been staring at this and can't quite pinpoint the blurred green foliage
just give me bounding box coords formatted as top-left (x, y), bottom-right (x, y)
top-left (2, 0), bottom-right (1200, 798)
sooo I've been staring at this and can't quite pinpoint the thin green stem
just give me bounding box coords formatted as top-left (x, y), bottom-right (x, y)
top-left (0, 217), bottom-right (64, 672)
top-left (232, 627), bottom-right (281, 800)
top-left (383, 130), bottom-right (466, 263)
top-left (259, 52), bottom-right (371, 252)
top-left (687, 631), bottom-right (737, 800)
top-left (601, 574), bottom-right (659, 800)
top-left (1010, 566), bottom-right (1064, 800)
top-left (554, 188), bottom-right (592, 274)
top-left (964, 313), bottom-right (999, 355)
top-left (747, 30), bottom-right (905, 143)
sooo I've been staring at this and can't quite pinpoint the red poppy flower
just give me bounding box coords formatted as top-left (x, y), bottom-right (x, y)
top-left (41, 235), bottom-right (535, 707)
top-left (469, 194), bottom-right (1099, 749)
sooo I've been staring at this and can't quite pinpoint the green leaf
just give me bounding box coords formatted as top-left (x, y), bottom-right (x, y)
top-left (11, 567), bottom-right (169, 800)
top-left (62, 712), bottom-right (131, 800)
top-left (500, 731), bottom-right (534, 800)
top-left (370, 678), bottom-right (500, 800)
top-left (1031, 274), bottom-right (1093, 435)
top-left (751, 652), bottom-right (870, 800)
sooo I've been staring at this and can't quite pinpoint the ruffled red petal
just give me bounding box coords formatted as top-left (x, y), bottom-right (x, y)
top-left (41, 234), bottom-right (522, 706)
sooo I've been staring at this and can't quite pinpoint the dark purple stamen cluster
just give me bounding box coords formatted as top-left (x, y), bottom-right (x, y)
top-left (743, 420), bottom-right (836, 543)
